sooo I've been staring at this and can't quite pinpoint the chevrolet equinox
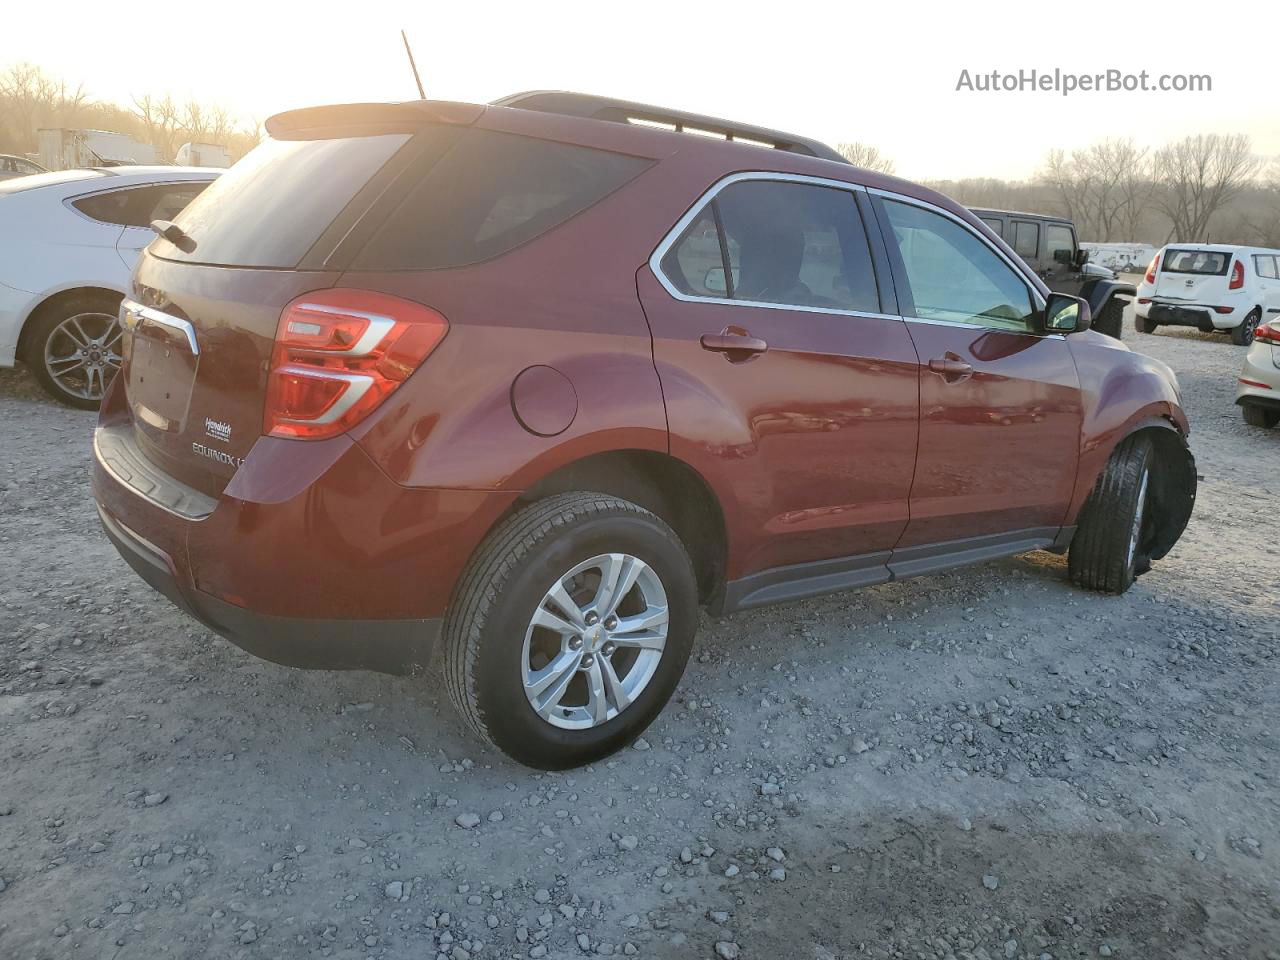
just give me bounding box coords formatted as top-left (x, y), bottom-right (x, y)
top-left (93, 92), bottom-right (1197, 768)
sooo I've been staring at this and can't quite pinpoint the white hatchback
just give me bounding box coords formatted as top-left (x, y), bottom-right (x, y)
top-left (0, 166), bottom-right (219, 407)
top-left (1135, 243), bottom-right (1280, 346)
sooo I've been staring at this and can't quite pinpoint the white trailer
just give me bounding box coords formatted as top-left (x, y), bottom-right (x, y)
top-left (174, 142), bottom-right (231, 168)
top-left (37, 128), bottom-right (155, 170)
top-left (1081, 242), bottom-right (1157, 273)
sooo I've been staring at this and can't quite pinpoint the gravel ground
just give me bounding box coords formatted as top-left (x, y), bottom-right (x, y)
top-left (1, 310), bottom-right (1278, 960)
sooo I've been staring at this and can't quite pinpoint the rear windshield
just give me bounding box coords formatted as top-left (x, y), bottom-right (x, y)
top-left (155, 134), bottom-right (410, 267)
top-left (1162, 249), bottom-right (1230, 275)
top-left (349, 129), bottom-right (651, 271)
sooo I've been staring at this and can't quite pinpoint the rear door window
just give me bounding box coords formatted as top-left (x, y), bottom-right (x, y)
top-left (1162, 249), bottom-right (1229, 275)
top-left (660, 180), bottom-right (880, 313)
top-left (154, 134), bottom-right (411, 267)
top-left (350, 130), bottom-right (650, 271)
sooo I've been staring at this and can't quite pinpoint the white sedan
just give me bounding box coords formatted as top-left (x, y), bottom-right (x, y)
top-left (0, 166), bottom-right (219, 407)
top-left (1237, 318), bottom-right (1280, 429)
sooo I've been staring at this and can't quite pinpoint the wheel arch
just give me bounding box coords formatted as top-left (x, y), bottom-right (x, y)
top-left (512, 449), bottom-right (729, 607)
top-left (16, 285), bottom-right (125, 361)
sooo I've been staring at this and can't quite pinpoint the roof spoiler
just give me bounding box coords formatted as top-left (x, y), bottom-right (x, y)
top-left (493, 90), bottom-right (849, 164)
top-left (264, 101), bottom-right (484, 140)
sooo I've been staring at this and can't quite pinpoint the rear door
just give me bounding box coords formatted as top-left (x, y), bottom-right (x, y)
top-left (1252, 254), bottom-right (1280, 322)
top-left (871, 193), bottom-right (1081, 549)
top-left (637, 175), bottom-right (920, 580)
top-left (1009, 218), bottom-right (1043, 277)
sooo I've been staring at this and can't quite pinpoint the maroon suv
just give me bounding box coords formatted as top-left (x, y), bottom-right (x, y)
top-left (93, 92), bottom-right (1196, 768)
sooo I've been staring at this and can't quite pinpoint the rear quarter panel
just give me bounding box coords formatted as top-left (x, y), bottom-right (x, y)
top-left (1066, 330), bottom-right (1188, 522)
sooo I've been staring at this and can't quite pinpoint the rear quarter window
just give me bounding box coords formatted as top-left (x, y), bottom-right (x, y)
top-left (349, 129), bottom-right (651, 271)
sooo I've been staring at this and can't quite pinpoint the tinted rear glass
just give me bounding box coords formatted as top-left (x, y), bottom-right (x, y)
top-left (349, 129), bottom-right (650, 271)
top-left (1162, 249), bottom-right (1229, 275)
top-left (154, 134), bottom-right (409, 267)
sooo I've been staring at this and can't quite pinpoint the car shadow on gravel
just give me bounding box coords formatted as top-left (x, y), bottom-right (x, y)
top-left (698, 811), bottom-right (1275, 958)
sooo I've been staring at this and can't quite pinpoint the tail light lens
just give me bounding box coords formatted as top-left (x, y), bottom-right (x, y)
top-left (1229, 259), bottom-right (1245, 290)
top-left (1144, 254), bottom-right (1159, 284)
top-left (265, 289), bottom-right (448, 440)
top-left (1256, 322), bottom-right (1280, 344)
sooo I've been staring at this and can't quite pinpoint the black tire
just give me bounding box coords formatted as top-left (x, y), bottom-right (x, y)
top-left (1068, 435), bottom-right (1154, 595)
top-left (443, 492), bottom-right (698, 769)
top-left (1242, 404), bottom-right (1280, 429)
top-left (23, 292), bottom-right (124, 409)
top-left (1231, 309), bottom-right (1262, 346)
top-left (1093, 298), bottom-right (1125, 340)
top-left (1135, 313), bottom-right (1159, 335)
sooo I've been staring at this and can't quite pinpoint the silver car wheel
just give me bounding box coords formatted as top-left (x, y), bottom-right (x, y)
top-left (43, 311), bottom-right (123, 401)
top-left (1125, 469), bottom-right (1149, 569)
top-left (521, 553), bottom-right (669, 731)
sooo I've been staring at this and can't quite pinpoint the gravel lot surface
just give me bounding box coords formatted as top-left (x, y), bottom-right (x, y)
top-left (1, 311), bottom-right (1278, 960)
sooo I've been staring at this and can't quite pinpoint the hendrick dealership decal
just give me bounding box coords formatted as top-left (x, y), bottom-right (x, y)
top-left (192, 442), bottom-right (243, 468)
top-left (205, 417), bottom-right (232, 443)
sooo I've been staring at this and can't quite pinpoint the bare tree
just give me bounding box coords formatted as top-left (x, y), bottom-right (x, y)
top-left (837, 142), bottom-right (895, 175)
top-left (1153, 133), bottom-right (1260, 242)
top-left (1040, 139), bottom-right (1154, 241)
top-left (132, 93), bottom-right (182, 162)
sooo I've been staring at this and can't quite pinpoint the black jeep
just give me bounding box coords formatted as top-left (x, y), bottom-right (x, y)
top-left (970, 207), bottom-right (1133, 340)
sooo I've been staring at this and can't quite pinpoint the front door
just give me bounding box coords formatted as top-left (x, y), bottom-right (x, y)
top-left (637, 176), bottom-right (920, 584)
top-left (872, 195), bottom-right (1082, 549)
top-left (1042, 221), bottom-right (1084, 295)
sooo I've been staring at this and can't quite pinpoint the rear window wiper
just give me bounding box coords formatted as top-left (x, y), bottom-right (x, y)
top-left (150, 220), bottom-right (196, 252)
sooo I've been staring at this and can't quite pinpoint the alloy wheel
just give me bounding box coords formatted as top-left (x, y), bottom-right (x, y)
top-left (43, 311), bottom-right (123, 401)
top-left (521, 553), bottom-right (669, 730)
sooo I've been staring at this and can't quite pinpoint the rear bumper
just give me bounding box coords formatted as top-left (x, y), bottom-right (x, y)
top-left (1147, 302), bottom-right (1237, 331)
top-left (1236, 346), bottom-right (1280, 408)
top-left (97, 503), bottom-right (442, 673)
top-left (92, 379), bottom-right (518, 675)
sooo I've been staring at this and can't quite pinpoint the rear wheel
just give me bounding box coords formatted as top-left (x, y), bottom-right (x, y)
top-left (1093, 298), bottom-right (1125, 340)
top-left (1242, 404), bottom-right (1280, 428)
top-left (1231, 309), bottom-right (1261, 346)
top-left (1135, 313), bottom-right (1159, 335)
top-left (443, 492), bottom-right (698, 769)
top-left (1068, 435), bottom-right (1154, 595)
top-left (24, 293), bottom-right (124, 409)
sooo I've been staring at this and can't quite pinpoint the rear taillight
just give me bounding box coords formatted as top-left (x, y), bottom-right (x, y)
top-left (1229, 259), bottom-right (1245, 290)
top-left (265, 289), bottom-right (448, 440)
top-left (1144, 254), bottom-right (1159, 284)
top-left (1255, 322), bottom-right (1280, 344)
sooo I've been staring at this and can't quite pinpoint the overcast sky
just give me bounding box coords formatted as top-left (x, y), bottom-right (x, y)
top-left (4, 0), bottom-right (1276, 181)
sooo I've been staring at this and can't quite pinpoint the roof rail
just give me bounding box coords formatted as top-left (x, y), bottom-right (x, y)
top-left (493, 91), bottom-right (849, 165)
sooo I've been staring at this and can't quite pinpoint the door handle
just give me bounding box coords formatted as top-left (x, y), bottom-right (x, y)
top-left (700, 333), bottom-right (768, 358)
top-left (928, 356), bottom-right (973, 380)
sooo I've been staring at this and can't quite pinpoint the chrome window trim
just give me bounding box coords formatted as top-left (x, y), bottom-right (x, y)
top-left (121, 298), bottom-right (200, 355)
top-left (649, 171), bottom-right (879, 318)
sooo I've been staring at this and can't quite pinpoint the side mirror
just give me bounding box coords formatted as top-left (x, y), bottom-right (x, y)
top-left (704, 267), bottom-right (728, 296)
top-left (1073, 248), bottom-right (1090, 267)
top-left (1043, 293), bottom-right (1091, 334)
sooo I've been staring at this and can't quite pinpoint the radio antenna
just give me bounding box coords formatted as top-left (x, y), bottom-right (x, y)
top-left (401, 30), bottom-right (426, 99)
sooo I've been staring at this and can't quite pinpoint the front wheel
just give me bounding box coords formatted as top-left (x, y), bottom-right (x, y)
top-left (1231, 309), bottom-right (1261, 346)
top-left (443, 492), bottom-right (698, 769)
top-left (1069, 435), bottom-right (1154, 594)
